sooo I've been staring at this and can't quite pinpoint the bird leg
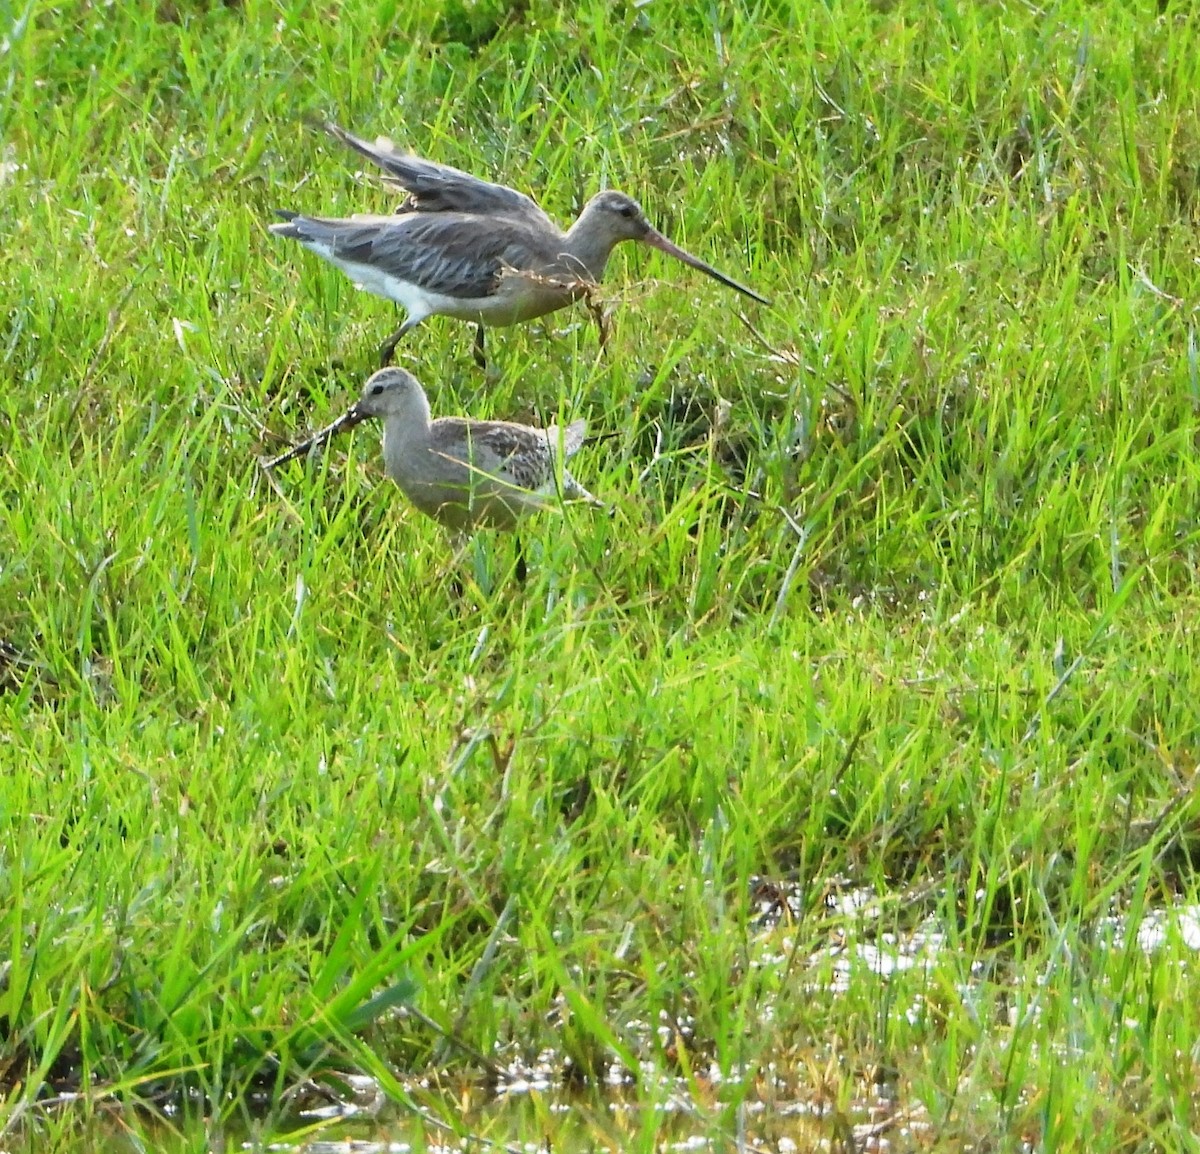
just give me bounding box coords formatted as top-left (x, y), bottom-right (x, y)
top-left (378, 316), bottom-right (418, 368)
top-left (472, 325), bottom-right (487, 370)
top-left (378, 327), bottom-right (404, 367)
top-left (515, 536), bottom-right (527, 585)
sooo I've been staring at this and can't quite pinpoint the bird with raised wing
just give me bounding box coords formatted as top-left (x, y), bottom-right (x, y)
top-left (262, 367), bottom-right (601, 532)
top-left (270, 122), bottom-right (771, 369)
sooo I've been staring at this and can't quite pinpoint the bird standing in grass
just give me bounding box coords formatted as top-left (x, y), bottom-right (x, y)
top-left (263, 367), bottom-right (602, 533)
top-left (269, 122), bottom-right (771, 369)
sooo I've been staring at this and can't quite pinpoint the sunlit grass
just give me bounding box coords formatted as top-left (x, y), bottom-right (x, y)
top-left (3, 0), bottom-right (1200, 1150)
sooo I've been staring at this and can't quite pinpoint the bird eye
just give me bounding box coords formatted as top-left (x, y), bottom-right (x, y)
top-left (370, 384), bottom-right (385, 396)
top-left (619, 204), bottom-right (637, 219)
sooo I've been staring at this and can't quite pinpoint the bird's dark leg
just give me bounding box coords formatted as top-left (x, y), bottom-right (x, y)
top-left (379, 317), bottom-right (416, 368)
top-left (472, 325), bottom-right (487, 370)
top-left (515, 536), bottom-right (527, 585)
top-left (378, 326), bottom-right (405, 368)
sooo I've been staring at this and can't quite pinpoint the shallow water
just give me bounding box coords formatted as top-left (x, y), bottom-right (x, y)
top-left (4, 1066), bottom-right (915, 1154)
top-left (8, 896), bottom-right (1198, 1154)
top-left (252, 1077), bottom-right (914, 1154)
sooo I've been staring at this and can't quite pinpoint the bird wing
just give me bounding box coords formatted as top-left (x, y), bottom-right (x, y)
top-left (431, 420), bottom-right (558, 494)
top-left (543, 419), bottom-right (588, 459)
top-left (326, 122), bottom-right (556, 227)
top-left (273, 211), bottom-right (556, 300)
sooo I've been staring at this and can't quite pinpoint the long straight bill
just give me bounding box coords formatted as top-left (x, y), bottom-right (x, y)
top-left (261, 407), bottom-right (364, 469)
top-left (644, 229), bottom-right (771, 306)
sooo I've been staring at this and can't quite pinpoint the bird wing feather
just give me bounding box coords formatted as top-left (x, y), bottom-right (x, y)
top-left (543, 419), bottom-right (588, 458)
top-left (327, 122), bottom-right (556, 227)
top-left (430, 420), bottom-right (565, 494)
top-left (274, 211), bottom-right (567, 300)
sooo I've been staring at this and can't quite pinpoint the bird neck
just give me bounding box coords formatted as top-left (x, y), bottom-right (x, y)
top-left (380, 390), bottom-right (434, 466)
top-left (563, 204), bottom-right (621, 281)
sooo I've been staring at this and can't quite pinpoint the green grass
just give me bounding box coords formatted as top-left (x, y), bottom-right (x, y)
top-left (3, 0), bottom-right (1200, 1149)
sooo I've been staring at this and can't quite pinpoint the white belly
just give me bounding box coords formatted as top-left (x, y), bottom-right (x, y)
top-left (311, 246), bottom-right (586, 328)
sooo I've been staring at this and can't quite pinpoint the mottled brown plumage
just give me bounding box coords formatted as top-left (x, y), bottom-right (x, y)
top-left (263, 368), bottom-right (601, 532)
